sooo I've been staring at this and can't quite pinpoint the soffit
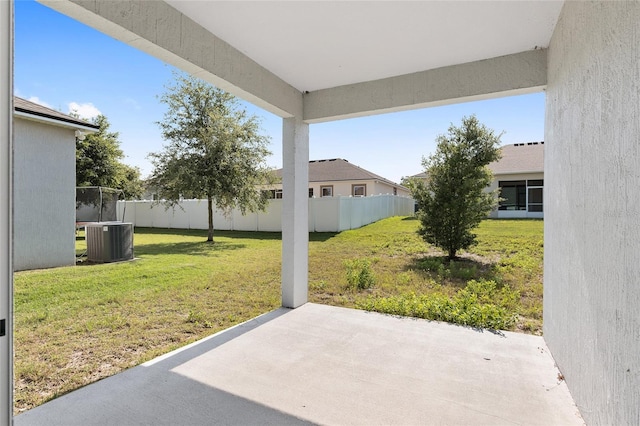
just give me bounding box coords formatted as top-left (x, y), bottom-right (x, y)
top-left (165, 1), bottom-right (564, 92)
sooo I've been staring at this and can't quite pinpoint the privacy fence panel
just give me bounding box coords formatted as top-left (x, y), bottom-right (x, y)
top-left (118, 195), bottom-right (414, 233)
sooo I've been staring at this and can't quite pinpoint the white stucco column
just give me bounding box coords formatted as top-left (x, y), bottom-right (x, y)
top-left (281, 117), bottom-right (309, 308)
top-left (544, 3), bottom-right (640, 424)
top-left (0, 1), bottom-right (13, 424)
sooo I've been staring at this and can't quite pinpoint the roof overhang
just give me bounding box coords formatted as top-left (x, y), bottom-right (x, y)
top-left (14, 110), bottom-right (99, 133)
top-left (38, 0), bottom-right (564, 122)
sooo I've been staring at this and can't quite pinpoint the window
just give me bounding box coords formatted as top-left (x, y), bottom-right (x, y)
top-left (275, 189), bottom-right (283, 199)
top-left (320, 185), bottom-right (333, 197)
top-left (528, 187), bottom-right (543, 212)
top-left (498, 180), bottom-right (526, 210)
top-left (309, 188), bottom-right (314, 198)
top-left (499, 180), bottom-right (543, 213)
top-left (526, 180), bottom-right (544, 212)
top-left (352, 184), bottom-right (366, 197)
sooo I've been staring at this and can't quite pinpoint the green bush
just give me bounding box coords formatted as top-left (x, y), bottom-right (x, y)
top-left (449, 261), bottom-right (478, 281)
top-left (417, 257), bottom-right (446, 274)
top-left (356, 279), bottom-right (518, 330)
top-left (416, 257), bottom-right (479, 281)
top-left (344, 258), bottom-right (376, 290)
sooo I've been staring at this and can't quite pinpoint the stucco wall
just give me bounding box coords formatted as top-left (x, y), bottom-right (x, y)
top-left (544, 2), bottom-right (640, 425)
top-left (13, 118), bottom-right (76, 271)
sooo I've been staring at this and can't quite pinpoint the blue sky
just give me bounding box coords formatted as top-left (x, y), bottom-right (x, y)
top-left (15, 0), bottom-right (545, 184)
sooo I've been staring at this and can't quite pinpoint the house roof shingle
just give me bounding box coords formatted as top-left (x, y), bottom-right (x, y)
top-left (14, 96), bottom-right (99, 130)
top-left (411, 142), bottom-right (544, 178)
top-left (275, 158), bottom-right (406, 189)
top-left (489, 142), bottom-right (544, 174)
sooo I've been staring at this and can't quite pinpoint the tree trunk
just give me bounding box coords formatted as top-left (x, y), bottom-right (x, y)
top-left (207, 196), bottom-right (214, 243)
top-left (447, 248), bottom-right (456, 261)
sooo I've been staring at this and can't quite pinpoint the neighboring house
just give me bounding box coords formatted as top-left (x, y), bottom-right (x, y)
top-left (269, 158), bottom-right (410, 198)
top-left (487, 142), bottom-right (544, 219)
top-left (13, 96), bottom-right (99, 271)
top-left (409, 142), bottom-right (544, 218)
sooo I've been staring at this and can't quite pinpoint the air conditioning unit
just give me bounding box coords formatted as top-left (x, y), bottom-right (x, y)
top-left (86, 222), bottom-right (134, 263)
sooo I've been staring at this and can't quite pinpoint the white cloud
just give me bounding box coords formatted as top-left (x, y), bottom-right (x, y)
top-left (27, 96), bottom-right (53, 109)
top-left (67, 102), bottom-right (101, 120)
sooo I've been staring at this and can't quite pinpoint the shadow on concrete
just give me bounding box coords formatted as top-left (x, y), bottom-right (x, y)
top-left (16, 361), bottom-right (314, 426)
top-left (15, 309), bottom-right (315, 426)
top-left (15, 304), bottom-right (582, 426)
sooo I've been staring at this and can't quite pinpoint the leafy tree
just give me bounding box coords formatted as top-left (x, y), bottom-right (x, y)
top-left (76, 114), bottom-right (123, 187)
top-left (75, 114), bottom-right (144, 199)
top-left (118, 163), bottom-right (145, 200)
top-left (148, 73), bottom-right (273, 242)
top-left (410, 115), bottom-right (502, 260)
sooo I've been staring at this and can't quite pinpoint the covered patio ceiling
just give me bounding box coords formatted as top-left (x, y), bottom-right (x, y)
top-left (165, 0), bottom-right (563, 93)
top-left (40, 0), bottom-right (563, 121)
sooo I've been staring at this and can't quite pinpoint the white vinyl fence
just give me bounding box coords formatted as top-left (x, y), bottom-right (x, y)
top-left (117, 195), bottom-right (414, 233)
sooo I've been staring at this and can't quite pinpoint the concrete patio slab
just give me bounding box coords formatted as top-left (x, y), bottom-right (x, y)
top-left (15, 303), bottom-right (583, 425)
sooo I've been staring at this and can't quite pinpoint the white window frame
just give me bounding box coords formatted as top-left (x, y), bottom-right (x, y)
top-left (320, 185), bottom-right (333, 197)
top-left (527, 186), bottom-right (543, 212)
top-left (352, 184), bottom-right (366, 197)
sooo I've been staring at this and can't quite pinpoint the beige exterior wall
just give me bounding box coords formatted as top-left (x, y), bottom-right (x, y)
top-left (268, 179), bottom-right (409, 198)
top-left (373, 181), bottom-right (410, 197)
top-left (13, 118), bottom-right (76, 271)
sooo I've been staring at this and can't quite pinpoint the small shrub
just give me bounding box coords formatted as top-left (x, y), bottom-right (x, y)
top-left (449, 261), bottom-right (478, 281)
top-left (356, 279), bottom-right (519, 330)
top-left (417, 257), bottom-right (445, 273)
top-left (417, 257), bottom-right (480, 281)
top-left (344, 258), bottom-right (376, 290)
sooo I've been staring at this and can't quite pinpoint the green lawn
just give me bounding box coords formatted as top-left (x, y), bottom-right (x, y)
top-left (308, 217), bottom-right (543, 332)
top-left (14, 217), bottom-right (542, 413)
